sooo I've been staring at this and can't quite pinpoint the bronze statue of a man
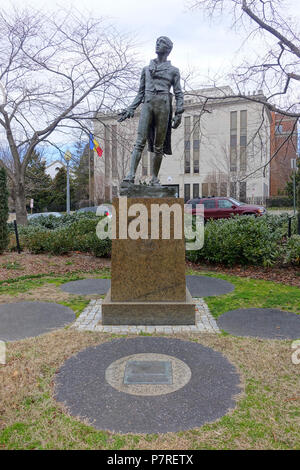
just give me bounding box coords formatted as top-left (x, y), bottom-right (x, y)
top-left (118, 36), bottom-right (184, 186)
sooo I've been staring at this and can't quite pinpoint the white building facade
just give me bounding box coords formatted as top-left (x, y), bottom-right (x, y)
top-left (94, 87), bottom-right (271, 204)
top-left (45, 160), bottom-right (66, 180)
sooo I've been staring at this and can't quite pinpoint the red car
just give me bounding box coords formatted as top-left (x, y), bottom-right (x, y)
top-left (186, 197), bottom-right (266, 221)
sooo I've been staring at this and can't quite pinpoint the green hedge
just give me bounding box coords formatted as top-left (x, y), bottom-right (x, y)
top-left (284, 235), bottom-right (300, 265)
top-left (186, 214), bottom-right (295, 267)
top-left (7, 212), bottom-right (300, 266)
top-left (10, 213), bottom-right (112, 257)
top-left (19, 229), bottom-right (111, 257)
top-left (266, 196), bottom-right (293, 208)
top-left (27, 212), bottom-right (100, 230)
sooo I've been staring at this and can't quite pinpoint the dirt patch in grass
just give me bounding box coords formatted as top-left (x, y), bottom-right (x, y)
top-left (0, 284), bottom-right (73, 305)
top-left (0, 278), bottom-right (103, 301)
top-left (1, 253), bottom-right (300, 287)
top-left (0, 283), bottom-right (91, 318)
top-left (0, 252), bottom-right (110, 281)
top-left (187, 262), bottom-right (300, 287)
top-left (0, 330), bottom-right (299, 450)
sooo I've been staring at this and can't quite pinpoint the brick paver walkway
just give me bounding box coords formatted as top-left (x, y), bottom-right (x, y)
top-left (72, 298), bottom-right (220, 334)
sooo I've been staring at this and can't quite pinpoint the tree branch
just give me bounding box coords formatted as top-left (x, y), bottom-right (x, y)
top-left (242, 0), bottom-right (300, 58)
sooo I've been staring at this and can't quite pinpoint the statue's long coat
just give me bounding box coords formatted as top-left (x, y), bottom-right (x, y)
top-left (128, 59), bottom-right (184, 155)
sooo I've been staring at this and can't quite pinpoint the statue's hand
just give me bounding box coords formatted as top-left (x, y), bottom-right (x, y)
top-left (117, 108), bottom-right (134, 122)
top-left (172, 114), bottom-right (182, 129)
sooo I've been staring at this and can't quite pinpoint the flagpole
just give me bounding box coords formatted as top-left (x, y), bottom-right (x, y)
top-left (64, 151), bottom-right (72, 214)
top-left (89, 133), bottom-right (102, 207)
top-left (89, 145), bottom-right (92, 207)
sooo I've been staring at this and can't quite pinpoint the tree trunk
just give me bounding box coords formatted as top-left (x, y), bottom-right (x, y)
top-left (297, 183), bottom-right (300, 235)
top-left (14, 180), bottom-right (28, 226)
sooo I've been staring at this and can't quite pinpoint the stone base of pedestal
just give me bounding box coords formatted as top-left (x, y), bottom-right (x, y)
top-left (101, 287), bottom-right (195, 326)
top-left (103, 196), bottom-right (195, 326)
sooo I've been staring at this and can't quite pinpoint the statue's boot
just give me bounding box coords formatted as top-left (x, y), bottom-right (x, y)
top-left (123, 148), bottom-right (142, 184)
top-left (150, 153), bottom-right (163, 186)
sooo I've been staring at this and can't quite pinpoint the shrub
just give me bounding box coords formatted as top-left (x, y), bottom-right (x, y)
top-left (28, 211), bottom-right (101, 230)
top-left (266, 196), bottom-right (293, 208)
top-left (22, 229), bottom-right (52, 254)
top-left (17, 213), bottom-right (111, 257)
top-left (47, 229), bottom-right (74, 255)
top-left (284, 235), bottom-right (300, 265)
top-left (68, 217), bottom-right (100, 236)
top-left (22, 228), bottom-right (79, 255)
top-left (85, 233), bottom-right (111, 257)
top-left (28, 214), bottom-right (63, 230)
top-left (10, 210), bottom-right (297, 266)
top-left (264, 213), bottom-right (297, 237)
top-left (186, 215), bottom-right (284, 266)
top-left (0, 168), bottom-right (9, 254)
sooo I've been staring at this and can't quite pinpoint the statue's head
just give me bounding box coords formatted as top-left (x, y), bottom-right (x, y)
top-left (156, 36), bottom-right (173, 56)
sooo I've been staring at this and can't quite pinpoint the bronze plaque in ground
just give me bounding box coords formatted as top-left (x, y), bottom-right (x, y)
top-left (123, 360), bottom-right (172, 385)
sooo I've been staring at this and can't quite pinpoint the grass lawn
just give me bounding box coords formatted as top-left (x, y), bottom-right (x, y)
top-left (0, 271), bottom-right (111, 318)
top-left (0, 269), bottom-right (299, 450)
top-left (0, 267), bottom-right (110, 297)
top-left (187, 271), bottom-right (300, 318)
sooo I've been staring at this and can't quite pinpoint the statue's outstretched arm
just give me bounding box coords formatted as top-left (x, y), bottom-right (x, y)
top-left (118, 68), bottom-right (146, 122)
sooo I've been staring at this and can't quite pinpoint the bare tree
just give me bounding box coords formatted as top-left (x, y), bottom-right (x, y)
top-left (93, 112), bottom-right (140, 203)
top-left (188, 0), bottom-right (299, 114)
top-left (204, 140), bottom-right (267, 200)
top-left (0, 6), bottom-right (138, 223)
top-left (187, 0), bottom-right (299, 185)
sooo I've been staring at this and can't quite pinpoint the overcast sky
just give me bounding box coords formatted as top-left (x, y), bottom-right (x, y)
top-left (6, 0), bottom-right (300, 160)
top-left (10, 0), bottom-right (298, 86)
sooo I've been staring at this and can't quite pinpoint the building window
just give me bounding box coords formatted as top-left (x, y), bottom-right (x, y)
top-left (220, 182), bottom-right (227, 197)
top-left (211, 183), bottom-right (218, 197)
top-left (184, 183), bottom-right (190, 202)
top-left (184, 116), bottom-right (191, 173)
top-left (240, 148), bottom-right (246, 172)
top-left (230, 111), bottom-right (237, 172)
top-left (202, 183), bottom-right (208, 197)
top-left (111, 125), bottom-right (118, 178)
top-left (193, 115), bottom-right (200, 173)
top-left (112, 185), bottom-right (118, 198)
top-left (193, 183), bottom-right (199, 199)
top-left (104, 126), bottom-right (111, 180)
top-left (239, 182), bottom-right (247, 202)
top-left (230, 182), bottom-right (237, 198)
top-left (105, 185), bottom-right (111, 202)
top-left (275, 124), bottom-right (283, 134)
top-left (240, 110), bottom-right (247, 172)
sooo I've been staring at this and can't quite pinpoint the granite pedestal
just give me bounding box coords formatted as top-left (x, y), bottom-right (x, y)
top-left (101, 196), bottom-right (195, 325)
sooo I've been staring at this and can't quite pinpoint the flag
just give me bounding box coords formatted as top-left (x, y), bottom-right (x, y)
top-left (89, 133), bottom-right (103, 157)
top-left (89, 134), bottom-right (94, 150)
